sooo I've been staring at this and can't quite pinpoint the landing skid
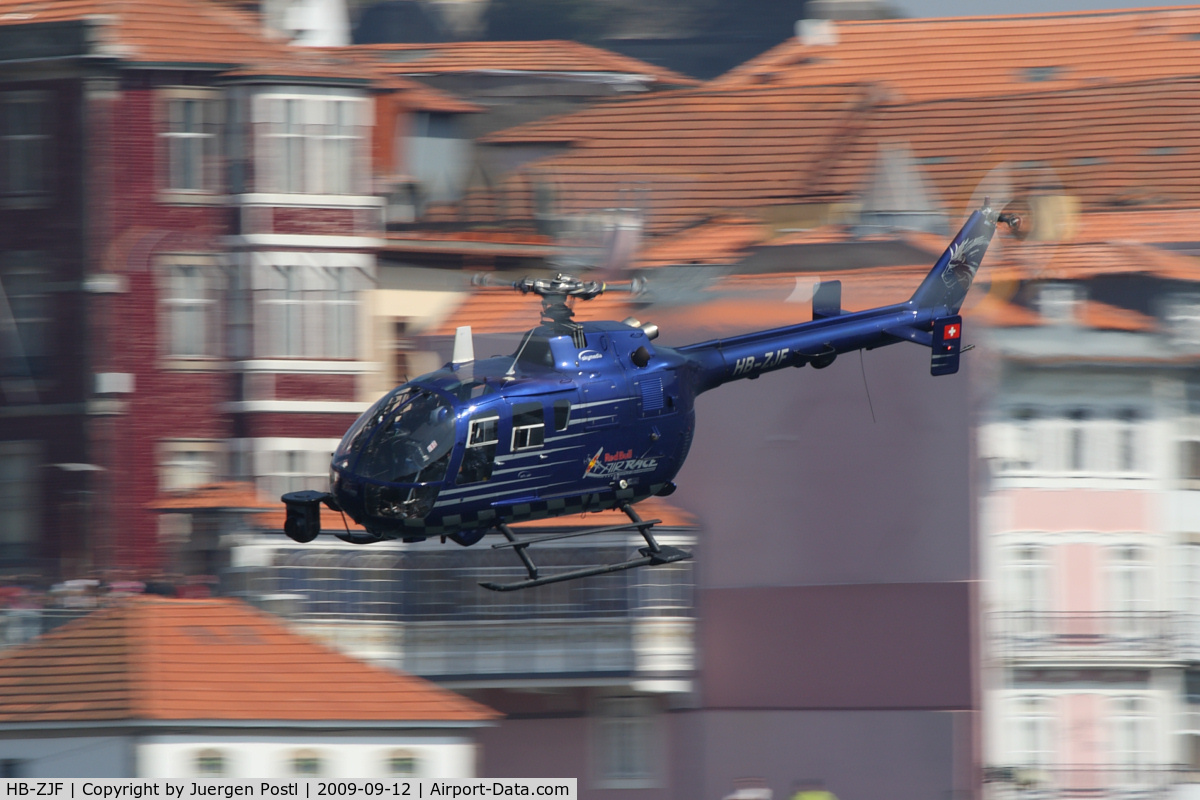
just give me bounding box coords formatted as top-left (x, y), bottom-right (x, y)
top-left (479, 503), bottom-right (693, 592)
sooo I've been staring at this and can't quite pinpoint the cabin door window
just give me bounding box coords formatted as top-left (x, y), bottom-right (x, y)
top-left (458, 414), bottom-right (498, 484)
top-left (511, 402), bottom-right (545, 451)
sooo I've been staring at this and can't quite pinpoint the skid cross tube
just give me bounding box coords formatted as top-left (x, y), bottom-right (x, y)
top-left (490, 519), bottom-right (664, 549)
top-left (479, 504), bottom-right (692, 592)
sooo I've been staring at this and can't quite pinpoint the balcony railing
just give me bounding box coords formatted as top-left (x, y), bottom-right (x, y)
top-left (990, 612), bottom-right (1175, 661)
top-left (984, 764), bottom-right (1183, 799)
top-left (223, 537), bottom-right (696, 683)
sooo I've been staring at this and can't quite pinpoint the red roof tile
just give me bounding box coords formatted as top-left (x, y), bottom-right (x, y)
top-left (149, 482), bottom-right (276, 512)
top-left (0, 597), bottom-right (498, 723)
top-left (713, 6), bottom-right (1200, 101)
top-left (473, 74), bottom-right (1200, 237)
top-left (806, 78), bottom-right (1200, 215)
top-left (986, 237), bottom-right (1200, 282)
top-left (427, 287), bottom-right (634, 336)
top-left (382, 230), bottom-right (558, 259)
top-left (343, 41), bottom-right (699, 88)
top-left (477, 83), bottom-right (879, 233)
top-left (634, 215), bottom-right (768, 268)
top-left (0, 0), bottom-right (363, 79)
top-left (322, 50), bottom-right (484, 113)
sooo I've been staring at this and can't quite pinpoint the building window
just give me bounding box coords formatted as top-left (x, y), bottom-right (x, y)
top-left (393, 319), bottom-right (414, 386)
top-left (1165, 295), bottom-right (1200, 348)
top-left (163, 263), bottom-right (218, 358)
top-left (1066, 408), bottom-right (1090, 472)
top-left (1005, 546), bottom-right (1051, 634)
top-left (1116, 409), bottom-right (1141, 473)
top-left (160, 441), bottom-right (222, 492)
top-left (1111, 696), bottom-right (1153, 775)
top-left (291, 750), bottom-right (322, 776)
top-left (1185, 733), bottom-right (1200, 771)
top-left (195, 748), bottom-right (225, 777)
top-left (0, 442), bottom-right (38, 562)
top-left (0, 252), bottom-right (50, 377)
top-left (323, 99), bottom-right (357, 195)
top-left (1004, 407), bottom-right (1040, 472)
top-left (594, 696), bottom-right (657, 788)
top-left (257, 95), bottom-right (366, 195)
top-left (1108, 546), bottom-right (1152, 636)
top-left (260, 447), bottom-right (331, 500)
top-left (162, 91), bottom-right (221, 194)
top-left (407, 112), bottom-right (470, 203)
top-left (259, 265), bottom-right (360, 359)
top-left (1010, 695), bottom-right (1055, 767)
top-left (1, 92), bottom-right (48, 197)
top-left (386, 749), bottom-right (418, 777)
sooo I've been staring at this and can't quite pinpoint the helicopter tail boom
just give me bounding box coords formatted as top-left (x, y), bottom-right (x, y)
top-left (677, 204), bottom-right (1003, 392)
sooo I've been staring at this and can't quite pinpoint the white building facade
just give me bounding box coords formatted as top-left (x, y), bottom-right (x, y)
top-left (980, 277), bottom-right (1200, 796)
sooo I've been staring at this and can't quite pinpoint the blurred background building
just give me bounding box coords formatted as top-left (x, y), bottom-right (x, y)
top-left (5, 0), bottom-right (1200, 796)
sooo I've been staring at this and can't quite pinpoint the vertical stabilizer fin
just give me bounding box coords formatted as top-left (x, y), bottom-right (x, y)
top-left (452, 325), bottom-right (475, 364)
top-left (813, 280), bottom-right (842, 319)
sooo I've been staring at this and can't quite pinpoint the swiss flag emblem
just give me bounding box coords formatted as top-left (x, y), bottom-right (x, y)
top-left (943, 322), bottom-right (961, 340)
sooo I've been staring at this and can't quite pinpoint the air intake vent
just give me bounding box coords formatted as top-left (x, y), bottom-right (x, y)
top-left (640, 377), bottom-right (664, 413)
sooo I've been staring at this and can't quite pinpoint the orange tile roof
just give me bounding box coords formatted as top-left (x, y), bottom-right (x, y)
top-left (322, 50), bottom-right (484, 113)
top-left (0, 0), bottom-right (362, 79)
top-left (382, 230), bottom-right (558, 259)
top-left (971, 294), bottom-right (1044, 328)
top-left (1074, 208), bottom-right (1200, 244)
top-left (344, 41), bottom-right (699, 88)
top-left (713, 6), bottom-right (1200, 101)
top-left (253, 507), bottom-right (369, 534)
top-left (427, 286), bottom-right (634, 336)
top-left (974, 296), bottom-right (1157, 333)
top-left (0, 596), bottom-right (498, 724)
top-left (634, 215), bottom-right (768, 268)
top-left (807, 78), bottom-right (1200, 216)
top-left (478, 83), bottom-right (879, 233)
top-left (149, 482), bottom-right (277, 512)
top-left (475, 73), bottom-right (1200, 236)
top-left (1079, 300), bottom-right (1159, 333)
top-left (625, 230), bottom-right (1195, 336)
top-left (986, 237), bottom-right (1200, 282)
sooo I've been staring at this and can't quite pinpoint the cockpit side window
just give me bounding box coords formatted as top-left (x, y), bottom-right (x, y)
top-left (459, 413), bottom-right (499, 485)
top-left (511, 403), bottom-right (545, 451)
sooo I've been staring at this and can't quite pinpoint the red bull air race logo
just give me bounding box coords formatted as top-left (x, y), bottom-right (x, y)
top-left (583, 447), bottom-right (659, 480)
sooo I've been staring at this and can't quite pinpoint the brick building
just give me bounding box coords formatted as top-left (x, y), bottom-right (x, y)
top-left (0, 0), bottom-right (394, 578)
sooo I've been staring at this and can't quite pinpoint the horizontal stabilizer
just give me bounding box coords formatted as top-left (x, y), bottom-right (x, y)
top-left (813, 280), bottom-right (841, 319)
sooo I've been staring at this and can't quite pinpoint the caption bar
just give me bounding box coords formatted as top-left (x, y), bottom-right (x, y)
top-left (3, 782), bottom-right (576, 800)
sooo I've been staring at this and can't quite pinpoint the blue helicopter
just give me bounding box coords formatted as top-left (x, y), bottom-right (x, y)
top-left (282, 203), bottom-right (1019, 590)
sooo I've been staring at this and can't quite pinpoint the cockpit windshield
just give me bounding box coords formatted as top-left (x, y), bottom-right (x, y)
top-left (355, 390), bottom-right (456, 485)
top-left (335, 387), bottom-right (414, 463)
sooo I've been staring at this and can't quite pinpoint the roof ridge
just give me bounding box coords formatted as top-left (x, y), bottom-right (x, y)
top-left (810, 4), bottom-right (1200, 26)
